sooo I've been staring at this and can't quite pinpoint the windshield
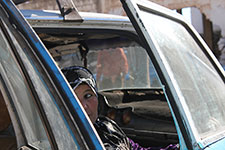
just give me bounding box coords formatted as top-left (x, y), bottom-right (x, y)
top-left (53, 35), bottom-right (161, 91)
top-left (142, 11), bottom-right (225, 140)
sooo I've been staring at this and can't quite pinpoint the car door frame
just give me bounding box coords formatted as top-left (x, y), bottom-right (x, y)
top-left (120, 0), bottom-right (225, 149)
top-left (0, 0), bottom-right (105, 149)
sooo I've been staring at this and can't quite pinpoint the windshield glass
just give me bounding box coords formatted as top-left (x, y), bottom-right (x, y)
top-left (0, 27), bottom-right (50, 149)
top-left (53, 36), bottom-right (161, 91)
top-left (142, 11), bottom-right (225, 140)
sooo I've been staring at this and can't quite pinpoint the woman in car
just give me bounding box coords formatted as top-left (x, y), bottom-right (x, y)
top-left (62, 66), bottom-right (179, 150)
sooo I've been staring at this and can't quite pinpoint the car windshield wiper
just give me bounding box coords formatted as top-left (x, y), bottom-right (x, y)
top-left (55, 0), bottom-right (83, 21)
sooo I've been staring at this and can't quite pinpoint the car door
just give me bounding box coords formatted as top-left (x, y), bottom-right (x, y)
top-left (0, 0), bottom-right (104, 149)
top-left (120, 0), bottom-right (225, 149)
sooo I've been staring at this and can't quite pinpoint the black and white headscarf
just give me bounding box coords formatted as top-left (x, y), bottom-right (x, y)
top-left (61, 66), bottom-right (98, 96)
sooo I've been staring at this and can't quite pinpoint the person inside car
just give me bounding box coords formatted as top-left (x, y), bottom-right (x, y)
top-left (96, 48), bottom-right (129, 89)
top-left (62, 66), bottom-right (179, 150)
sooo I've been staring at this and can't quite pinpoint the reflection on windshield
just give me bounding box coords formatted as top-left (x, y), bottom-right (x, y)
top-left (142, 10), bottom-right (225, 140)
top-left (55, 37), bottom-right (161, 91)
top-left (96, 48), bottom-right (129, 89)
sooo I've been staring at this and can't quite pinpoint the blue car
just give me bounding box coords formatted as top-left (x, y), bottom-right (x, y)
top-left (0, 0), bottom-right (224, 149)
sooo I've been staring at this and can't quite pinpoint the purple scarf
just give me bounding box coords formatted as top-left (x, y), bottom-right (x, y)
top-left (129, 138), bottom-right (179, 150)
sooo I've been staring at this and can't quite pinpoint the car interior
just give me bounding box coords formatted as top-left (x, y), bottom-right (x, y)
top-left (0, 91), bottom-right (17, 150)
top-left (98, 89), bottom-right (178, 147)
top-left (36, 29), bottom-right (179, 147)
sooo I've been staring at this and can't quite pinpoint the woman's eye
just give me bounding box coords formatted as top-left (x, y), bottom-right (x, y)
top-left (84, 93), bottom-right (92, 99)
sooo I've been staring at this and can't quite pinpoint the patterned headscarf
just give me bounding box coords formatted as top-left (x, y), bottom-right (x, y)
top-left (62, 66), bottom-right (98, 96)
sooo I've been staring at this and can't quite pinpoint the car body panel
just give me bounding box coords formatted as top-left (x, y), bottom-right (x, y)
top-left (204, 137), bottom-right (225, 150)
top-left (21, 9), bottom-right (133, 32)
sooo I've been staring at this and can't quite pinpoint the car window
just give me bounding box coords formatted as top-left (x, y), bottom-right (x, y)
top-left (0, 10), bottom-right (80, 149)
top-left (143, 11), bottom-right (225, 141)
top-left (0, 24), bottom-right (51, 149)
top-left (52, 35), bottom-right (161, 91)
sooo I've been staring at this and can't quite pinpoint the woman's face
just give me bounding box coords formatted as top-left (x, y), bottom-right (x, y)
top-left (74, 84), bottom-right (98, 123)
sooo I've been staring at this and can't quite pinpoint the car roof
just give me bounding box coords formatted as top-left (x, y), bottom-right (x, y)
top-left (21, 9), bottom-right (130, 22)
top-left (21, 9), bottom-right (134, 32)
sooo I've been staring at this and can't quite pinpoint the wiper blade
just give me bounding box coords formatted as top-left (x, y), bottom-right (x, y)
top-left (55, 0), bottom-right (83, 21)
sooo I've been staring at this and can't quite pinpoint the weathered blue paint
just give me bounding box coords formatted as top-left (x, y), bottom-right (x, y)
top-left (204, 137), bottom-right (225, 150)
top-left (163, 86), bottom-right (188, 150)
